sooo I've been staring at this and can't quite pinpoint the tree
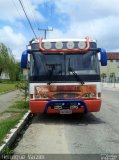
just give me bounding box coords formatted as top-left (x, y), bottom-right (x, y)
top-left (0, 43), bottom-right (10, 78)
top-left (0, 43), bottom-right (21, 81)
top-left (15, 62), bottom-right (21, 81)
top-left (101, 73), bottom-right (107, 82)
top-left (16, 80), bottom-right (28, 101)
top-left (110, 72), bottom-right (115, 83)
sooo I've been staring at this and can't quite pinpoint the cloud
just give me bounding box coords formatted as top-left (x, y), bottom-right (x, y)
top-left (0, 0), bottom-right (119, 61)
top-left (0, 0), bottom-right (45, 22)
top-left (0, 26), bottom-right (27, 60)
top-left (48, 16), bottom-right (119, 51)
top-left (54, 0), bottom-right (119, 22)
top-left (47, 0), bottom-right (119, 51)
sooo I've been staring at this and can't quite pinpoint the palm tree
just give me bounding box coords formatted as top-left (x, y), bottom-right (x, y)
top-left (109, 72), bottom-right (115, 83)
top-left (101, 73), bottom-right (107, 82)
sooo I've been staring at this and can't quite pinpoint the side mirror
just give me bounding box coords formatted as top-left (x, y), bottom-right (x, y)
top-left (98, 48), bottom-right (107, 66)
top-left (21, 50), bottom-right (28, 68)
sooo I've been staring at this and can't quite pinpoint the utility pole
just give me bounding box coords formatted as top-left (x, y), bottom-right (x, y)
top-left (38, 28), bottom-right (53, 39)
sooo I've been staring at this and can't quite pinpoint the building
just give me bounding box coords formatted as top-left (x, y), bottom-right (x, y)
top-left (100, 52), bottom-right (119, 82)
top-left (0, 73), bottom-right (9, 80)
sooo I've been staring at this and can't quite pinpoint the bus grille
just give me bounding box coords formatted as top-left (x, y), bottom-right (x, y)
top-left (53, 93), bottom-right (79, 99)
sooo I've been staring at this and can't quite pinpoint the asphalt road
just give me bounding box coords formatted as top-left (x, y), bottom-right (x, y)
top-left (15, 88), bottom-right (119, 157)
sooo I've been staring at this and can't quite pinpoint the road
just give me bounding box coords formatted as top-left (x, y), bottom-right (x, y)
top-left (15, 88), bottom-right (119, 157)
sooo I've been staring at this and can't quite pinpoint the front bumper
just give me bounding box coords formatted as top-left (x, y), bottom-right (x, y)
top-left (30, 99), bottom-right (101, 113)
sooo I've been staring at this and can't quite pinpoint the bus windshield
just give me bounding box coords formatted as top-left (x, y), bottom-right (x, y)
top-left (29, 51), bottom-right (100, 82)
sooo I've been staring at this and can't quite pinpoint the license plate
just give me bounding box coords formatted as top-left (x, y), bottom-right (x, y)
top-left (60, 109), bottom-right (72, 114)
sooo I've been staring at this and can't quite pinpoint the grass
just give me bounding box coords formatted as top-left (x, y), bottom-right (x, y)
top-left (0, 112), bottom-right (25, 145)
top-left (10, 100), bottom-right (29, 109)
top-left (0, 83), bottom-right (16, 94)
top-left (0, 100), bottom-right (29, 146)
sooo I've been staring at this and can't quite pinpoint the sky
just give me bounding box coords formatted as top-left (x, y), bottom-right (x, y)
top-left (0, 0), bottom-right (119, 60)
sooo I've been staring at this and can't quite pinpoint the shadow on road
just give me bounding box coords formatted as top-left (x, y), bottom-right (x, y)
top-left (32, 113), bottom-right (105, 125)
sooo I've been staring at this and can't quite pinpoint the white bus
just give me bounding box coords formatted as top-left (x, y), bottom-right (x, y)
top-left (21, 37), bottom-right (107, 114)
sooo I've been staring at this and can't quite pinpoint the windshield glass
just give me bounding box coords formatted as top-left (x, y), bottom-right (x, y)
top-left (29, 51), bottom-right (100, 82)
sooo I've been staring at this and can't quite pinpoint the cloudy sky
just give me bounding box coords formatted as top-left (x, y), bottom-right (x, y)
top-left (0, 0), bottom-right (119, 60)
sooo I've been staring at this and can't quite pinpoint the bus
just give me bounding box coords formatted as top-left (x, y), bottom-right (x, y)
top-left (21, 37), bottom-right (107, 114)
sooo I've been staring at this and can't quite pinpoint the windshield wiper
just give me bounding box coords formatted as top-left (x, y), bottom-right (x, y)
top-left (46, 64), bottom-right (61, 85)
top-left (68, 59), bottom-right (84, 85)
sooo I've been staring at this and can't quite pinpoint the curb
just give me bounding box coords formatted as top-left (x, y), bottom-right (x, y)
top-left (102, 86), bottom-right (119, 92)
top-left (0, 110), bottom-right (31, 153)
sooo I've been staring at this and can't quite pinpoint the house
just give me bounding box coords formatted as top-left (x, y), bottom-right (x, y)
top-left (0, 72), bottom-right (10, 80)
top-left (100, 52), bottom-right (119, 82)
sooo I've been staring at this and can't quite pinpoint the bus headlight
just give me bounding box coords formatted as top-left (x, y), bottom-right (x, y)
top-left (89, 93), bottom-right (96, 98)
top-left (42, 94), bottom-right (49, 98)
top-left (35, 94), bottom-right (49, 99)
top-left (82, 93), bottom-right (96, 98)
top-left (35, 94), bottom-right (40, 99)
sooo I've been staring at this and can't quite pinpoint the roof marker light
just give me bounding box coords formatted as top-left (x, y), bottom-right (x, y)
top-left (67, 41), bottom-right (74, 49)
top-left (44, 42), bottom-right (51, 49)
top-left (55, 42), bottom-right (63, 49)
top-left (39, 36), bottom-right (90, 53)
top-left (78, 41), bottom-right (86, 49)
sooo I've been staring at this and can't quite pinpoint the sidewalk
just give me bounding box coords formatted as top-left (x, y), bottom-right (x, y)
top-left (0, 90), bottom-right (29, 152)
top-left (0, 90), bottom-right (23, 113)
top-left (102, 82), bottom-right (119, 91)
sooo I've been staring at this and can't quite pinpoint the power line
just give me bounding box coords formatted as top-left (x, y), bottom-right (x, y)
top-left (18, 0), bottom-right (37, 38)
top-left (28, 0), bottom-right (40, 30)
top-left (12, 0), bottom-right (31, 34)
top-left (25, 0), bottom-right (39, 31)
